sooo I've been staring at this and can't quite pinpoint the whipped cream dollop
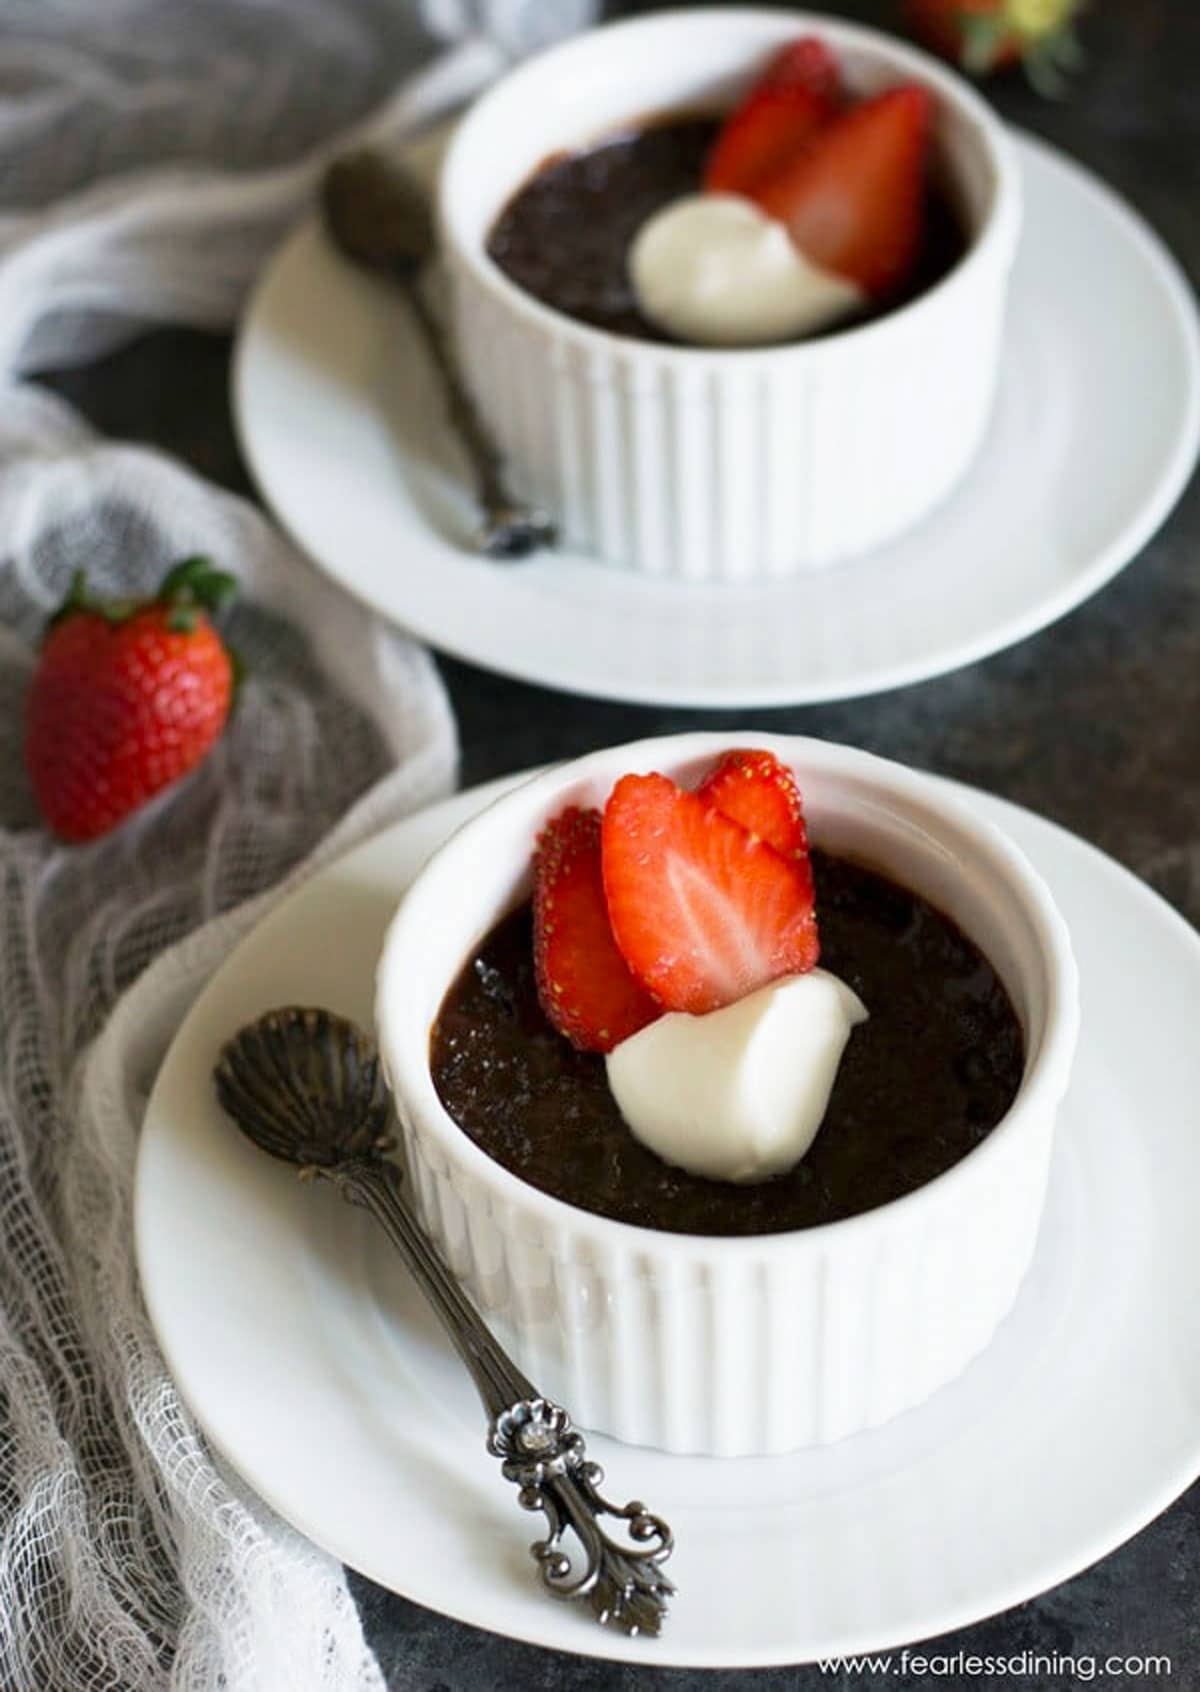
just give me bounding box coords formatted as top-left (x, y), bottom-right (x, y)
top-left (605, 970), bottom-right (868, 1184)
top-left (629, 193), bottom-right (865, 348)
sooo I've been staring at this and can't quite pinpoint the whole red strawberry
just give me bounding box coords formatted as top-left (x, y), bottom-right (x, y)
top-left (26, 556), bottom-right (237, 843)
top-left (903, 0), bottom-right (1085, 93)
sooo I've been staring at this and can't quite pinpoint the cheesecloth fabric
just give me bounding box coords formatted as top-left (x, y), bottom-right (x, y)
top-left (0, 2), bottom-right (594, 1687)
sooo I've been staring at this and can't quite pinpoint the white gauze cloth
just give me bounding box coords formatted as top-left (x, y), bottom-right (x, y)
top-left (0, 2), bottom-right (594, 1688)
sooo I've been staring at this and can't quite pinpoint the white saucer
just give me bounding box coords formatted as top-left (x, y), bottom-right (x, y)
top-left (234, 132), bottom-right (1198, 708)
top-left (136, 769), bottom-right (1200, 1668)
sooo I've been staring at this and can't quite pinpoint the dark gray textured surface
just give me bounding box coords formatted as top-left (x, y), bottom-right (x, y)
top-left (40, 2), bottom-right (1199, 1685)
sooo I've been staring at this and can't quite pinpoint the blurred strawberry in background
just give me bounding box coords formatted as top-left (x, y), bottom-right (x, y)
top-left (903, 0), bottom-right (1086, 93)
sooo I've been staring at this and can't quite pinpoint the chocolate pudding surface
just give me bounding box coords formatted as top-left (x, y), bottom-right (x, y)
top-left (485, 117), bottom-right (971, 345)
top-left (428, 850), bottom-right (1025, 1236)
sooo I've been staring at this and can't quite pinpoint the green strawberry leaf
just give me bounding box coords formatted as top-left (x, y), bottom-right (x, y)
top-left (1023, 36), bottom-right (1070, 96)
top-left (46, 570), bottom-right (138, 631)
top-left (1050, 20), bottom-right (1086, 70)
top-left (48, 569), bottom-right (91, 629)
top-left (960, 13), bottom-right (1009, 75)
top-left (159, 555), bottom-right (238, 616)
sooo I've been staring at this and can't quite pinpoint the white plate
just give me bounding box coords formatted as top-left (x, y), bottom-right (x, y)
top-left (136, 769), bottom-right (1200, 1668)
top-left (233, 132), bottom-right (1199, 709)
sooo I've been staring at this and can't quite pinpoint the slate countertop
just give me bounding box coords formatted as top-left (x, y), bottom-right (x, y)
top-left (41, 1), bottom-right (1199, 1686)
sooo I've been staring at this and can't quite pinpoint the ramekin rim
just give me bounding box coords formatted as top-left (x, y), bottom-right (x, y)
top-left (437, 5), bottom-right (1023, 369)
top-left (375, 732), bottom-right (1080, 1263)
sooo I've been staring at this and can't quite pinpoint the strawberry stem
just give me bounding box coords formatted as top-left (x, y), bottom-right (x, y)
top-left (46, 569), bottom-right (135, 631)
top-left (47, 556), bottom-right (238, 639)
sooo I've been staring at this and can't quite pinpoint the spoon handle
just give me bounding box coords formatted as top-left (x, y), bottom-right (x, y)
top-left (333, 1155), bottom-right (532, 1414)
top-left (330, 1157), bottom-right (674, 1636)
top-left (399, 276), bottom-right (558, 560)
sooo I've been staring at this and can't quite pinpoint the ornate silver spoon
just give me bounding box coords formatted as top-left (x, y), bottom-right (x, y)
top-left (213, 1005), bottom-right (674, 1637)
top-left (320, 150), bottom-right (557, 562)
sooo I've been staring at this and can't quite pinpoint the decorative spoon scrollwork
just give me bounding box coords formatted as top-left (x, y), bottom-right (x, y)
top-left (320, 150), bottom-right (557, 561)
top-left (213, 1006), bottom-right (675, 1637)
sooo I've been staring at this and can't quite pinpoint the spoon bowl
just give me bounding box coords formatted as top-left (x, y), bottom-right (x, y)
top-left (321, 152), bottom-right (435, 279)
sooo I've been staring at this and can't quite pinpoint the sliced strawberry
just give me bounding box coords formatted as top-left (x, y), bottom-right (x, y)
top-left (601, 773), bottom-right (820, 1017)
top-left (533, 806), bottom-right (660, 1053)
top-left (697, 749), bottom-right (809, 857)
top-left (751, 35), bottom-right (841, 100)
top-left (698, 748), bottom-right (815, 905)
top-left (750, 85), bottom-right (932, 297)
top-left (703, 38), bottom-right (842, 196)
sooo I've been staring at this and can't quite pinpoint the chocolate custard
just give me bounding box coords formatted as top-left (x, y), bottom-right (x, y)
top-left (486, 118), bottom-right (971, 346)
top-left (429, 850), bottom-right (1024, 1236)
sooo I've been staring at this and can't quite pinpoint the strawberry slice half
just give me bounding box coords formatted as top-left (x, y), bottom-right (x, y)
top-left (601, 773), bottom-right (820, 1017)
top-left (749, 84), bottom-right (932, 297)
top-left (533, 806), bottom-right (661, 1053)
top-left (697, 748), bottom-right (811, 857)
top-left (703, 37), bottom-right (842, 196)
top-left (697, 748), bottom-right (815, 904)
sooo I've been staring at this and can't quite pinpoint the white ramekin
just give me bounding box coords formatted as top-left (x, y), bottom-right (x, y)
top-left (376, 734), bottom-right (1078, 1456)
top-left (439, 9), bottom-right (1022, 582)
